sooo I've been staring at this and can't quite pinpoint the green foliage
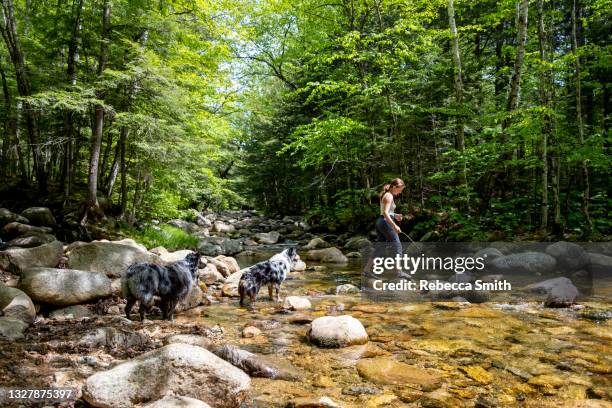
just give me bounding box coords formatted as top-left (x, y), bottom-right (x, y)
top-left (128, 224), bottom-right (199, 251)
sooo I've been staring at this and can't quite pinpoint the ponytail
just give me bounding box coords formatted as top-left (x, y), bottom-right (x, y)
top-left (379, 184), bottom-right (391, 199)
top-left (379, 178), bottom-right (405, 199)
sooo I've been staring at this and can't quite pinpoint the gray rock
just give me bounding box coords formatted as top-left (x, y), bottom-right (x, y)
top-left (164, 334), bottom-right (213, 350)
top-left (0, 240), bottom-right (63, 274)
top-left (67, 241), bottom-right (162, 278)
top-left (49, 305), bottom-right (93, 320)
top-left (21, 207), bottom-right (57, 227)
top-left (83, 343), bottom-right (250, 408)
top-left (214, 344), bottom-right (302, 381)
top-left (199, 264), bottom-right (225, 284)
top-left (0, 282), bottom-right (35, 323)
top-left (524, 277), bottom-right (579, 307)
top-left (305, 247), bottom-right (348, 263)
top-left (308, 315), bottom-right (368, 348)
top-left (588, 252), bottom-right (612, 277)
top-left (2, 222), bottom-right (54, 240)
top-left (0, 208), bottom-right (29, 227)
top-left (303, 237), bottom-right (330, 250)
top-left (8, 233), bottom-right (56, 248)
top-left (198, 236), bottom-right (243, 256)
top-left (175, 284), bottom-right (204, 312)
top-left (546, 242), bottom-right (589, 272)
top-left (489, 252), bottom-right (557, 275)
top-left (20, 267), bottom-right (112, 306)
top-left (78, 327), bottom-right (150, 349)
top-left (344, 236), bottom-right (371, 252)
top-left (253, 231), bottom-right (281, 244)
top-left (168, 219), bottom-right (201, 234)
top-left (213, 221), bottom-right (236, 234)
top-left (0, 317), bottom-right (29, 340)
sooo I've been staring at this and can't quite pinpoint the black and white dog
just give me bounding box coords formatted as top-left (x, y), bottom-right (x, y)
top-left (239, 247), bottom-right (299, 307)
top-left (122, 251), bottom-right (201, 321)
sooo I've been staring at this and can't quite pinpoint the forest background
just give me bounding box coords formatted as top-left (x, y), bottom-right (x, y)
top-left (0, 0), bottom-right (609, 241)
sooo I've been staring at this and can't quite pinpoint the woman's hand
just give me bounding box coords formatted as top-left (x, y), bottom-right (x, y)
top-left (393, 224), bottom-right (402, 234)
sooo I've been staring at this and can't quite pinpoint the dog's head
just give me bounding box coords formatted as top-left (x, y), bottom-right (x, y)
top-left (184, 251), bottom-right (202, 280)
top-left (282, 247), bottom-right (300, 267)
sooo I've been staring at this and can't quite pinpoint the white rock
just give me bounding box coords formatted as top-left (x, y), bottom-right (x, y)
top-left (308, 315), bottom-right (368, 348)
top-left (283, 296), bottom-right (312, 311)
top-left (83, 343), bottom-right (250, 408)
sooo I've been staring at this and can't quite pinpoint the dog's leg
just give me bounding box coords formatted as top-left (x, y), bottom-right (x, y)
top-left (125, 295), bottom-right (136, 320)
top-left (240, 293), bottom-right (245, 307)
top-left (138, 302), bottom-right (147, 321)
top-left (274, 283), bottom-right (281, 302)
top-left (160, 298), bottom-right (168, 320)
top-left (268, 284), bottom-right (274, 301)
top-left (168, 300), bottom-right (177, 321)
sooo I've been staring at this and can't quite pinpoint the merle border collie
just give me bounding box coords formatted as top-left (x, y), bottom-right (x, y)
top-left (122, 251), bottom-right (201, 321)
top-left (239, 247), bottom-right (299, 307)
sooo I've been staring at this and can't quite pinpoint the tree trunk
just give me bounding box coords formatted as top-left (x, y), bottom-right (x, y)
top-left (570, 0), bottom-right (592, 235)
top-left (447, 0), bottom-right (470, 210)
top-left (82, 0), bottom-right (111, 224)
top-left (537, 0), bottom-right (552, 230)
top-left (0, 0), bottom-right (47, 191)
top-left (505, 0), bottom-right (529, 120)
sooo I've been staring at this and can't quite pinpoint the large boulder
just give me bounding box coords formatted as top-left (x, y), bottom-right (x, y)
top-left (198, 237), bottom-right (242, 256)
top-left (308, 315), bottom-right (368, 348)
top-left (8, 233), bottom-right (56, 248)
top-left (209, 255), bottom-right (240, 277)
top-left (21, 207), bottom-right (57, 227)
top-left (523, 277), bottom-right (579, 307)
top-left (305, 247), bottom-right (348, 264)
top-left (489, 252), bottom-right (557, 275)
top-left (199, 264), bottom-right (225, 285)
top-left (253, 231), bottom-right (280, 244)
top-left (2, 222), bottom-right (54, 240)
top-left (83, 343), bottom-right (250, 408)
top-left (0, 282), bottom-right (35, 323)
top-left (20, 267), bottom-right (112, 306)
top-left (214, 344), bottom-right (302, 381)
top-left (546, 242), bottom-right (589, 272)
top-left (588, 252), bottom-right (612, 277)
top-left (303, 237), bottom-right (330, 250)
top-left (0, 240), bottom-right (63, 274)
top-left (0, 208), bottom-right (28, 227)
top-left (67, 241), bottom-right (162, 278)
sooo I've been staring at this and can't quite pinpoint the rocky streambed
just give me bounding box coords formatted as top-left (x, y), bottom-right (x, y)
top-left (0, 207), bottom-right (611, 407)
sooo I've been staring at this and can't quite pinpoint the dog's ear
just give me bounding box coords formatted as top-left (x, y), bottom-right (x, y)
top-left (287, 247), bottom-right (297, 258)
